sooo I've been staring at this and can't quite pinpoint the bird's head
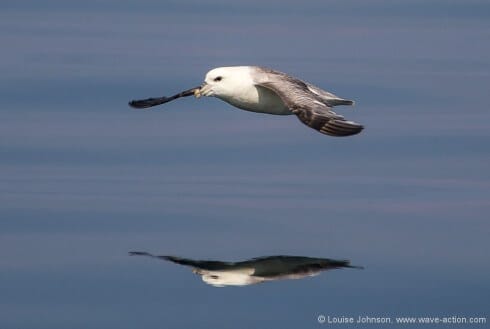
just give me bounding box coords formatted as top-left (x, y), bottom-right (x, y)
top-left (195, 66), bottom-right (251, 99)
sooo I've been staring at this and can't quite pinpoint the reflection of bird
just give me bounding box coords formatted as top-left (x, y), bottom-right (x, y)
top-left (129, 252), bottom-right (363, 287)
top-left (129, 66), bottom-right (364, 137)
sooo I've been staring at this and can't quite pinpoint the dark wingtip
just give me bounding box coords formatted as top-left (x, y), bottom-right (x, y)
top-left (331, 259), bottom-right (364, 270)
top-left (343, 260), bottom-right (364, 270)
top-left (128, 87), bottom-right (199, 109)
top-left (128, 100), bottom-right (147, 109)
top-left (347, 264), bottom-right (365, 270)
top-left (321, 120), bottom-right (364, 137)
top-left (128, 100), bottom-right (139, 108)
top-left (128, 98), bottom-right (163, 109)
top-left (129, 251), bottom-right (153, 257)
top-left (128, 251), bottom-right (176, 262)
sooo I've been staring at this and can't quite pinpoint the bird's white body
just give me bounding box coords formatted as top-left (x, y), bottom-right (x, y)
top-left (200, 66), bottom-right (291, 115)
top-left (195, 266), bottom-right (320, 287)
top-left (196, 268), bottom-right (263, 287)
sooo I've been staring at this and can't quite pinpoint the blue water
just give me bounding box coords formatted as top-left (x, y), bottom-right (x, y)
top-left (1, 1), bottom-right (489, 328)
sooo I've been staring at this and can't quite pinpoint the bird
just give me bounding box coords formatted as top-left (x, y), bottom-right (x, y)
top-left (129, 66), bottom-right (364, 137)
top-left (129, 252), bottom-right (363, 287)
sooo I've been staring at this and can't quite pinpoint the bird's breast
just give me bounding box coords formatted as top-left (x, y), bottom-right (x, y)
top-left (219, 85), bottom-right (291, 115)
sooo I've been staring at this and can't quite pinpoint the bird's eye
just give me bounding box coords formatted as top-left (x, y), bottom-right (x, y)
top-left (214, 76), bottom-right (222, 82)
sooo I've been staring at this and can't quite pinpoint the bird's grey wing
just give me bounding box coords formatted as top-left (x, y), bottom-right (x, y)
top-left (129, 252), bottom-right (234, 271)
top-left (254, 67), bottom-right (353, 106)
top-left (243, 255), bottom-right (363, 277)
top-left (252, 67), bottom-right (363, 137)
top-left (240, 256), bottom-right (303, 277)
top-left (241, 256), bottom-right (322, 277)
top-left (304, 82), bottom-right (355, 107)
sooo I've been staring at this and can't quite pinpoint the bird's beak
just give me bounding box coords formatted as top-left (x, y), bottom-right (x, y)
top-left (195, 82), bottom-right (212, 98)
top-left (194, 87), bottom-right (202, 98)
